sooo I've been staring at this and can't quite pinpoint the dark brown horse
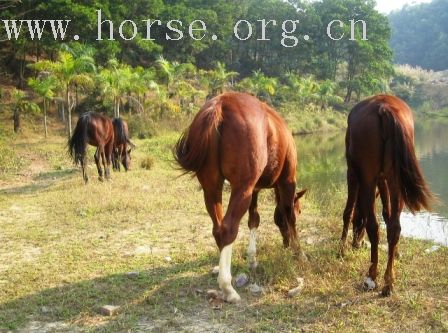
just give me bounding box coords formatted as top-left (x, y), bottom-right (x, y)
top-left (341, 95), bottom-right (433, 296)
top-left (174, 92), bottom-right (306, 302)
top-left (68, 112), bottom-right (114, 183)
top-left (112, 118), bottom-right (135, 171)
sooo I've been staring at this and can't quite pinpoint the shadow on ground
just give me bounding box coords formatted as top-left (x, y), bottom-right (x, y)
top-left (0, 255), bottom-right (241, 332)
top-left (0, 169), bottom-right (77, 195)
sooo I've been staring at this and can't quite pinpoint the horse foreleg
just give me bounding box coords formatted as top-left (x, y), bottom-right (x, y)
top-left (94, 148), bottom-right (103, 181)
top-left (216, 187), bottom-right (252, 303)
top-left (247, 191), bottom-right (260, 270)
top-left (341, 166), bottom-right (359, 257)
top-left (104, 141), bottom-right (113, 180)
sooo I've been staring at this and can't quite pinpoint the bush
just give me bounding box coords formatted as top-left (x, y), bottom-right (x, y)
top-left (140, 155), bottom-right (154, 170)
top-left (128, 114), bottom-right (157, 139)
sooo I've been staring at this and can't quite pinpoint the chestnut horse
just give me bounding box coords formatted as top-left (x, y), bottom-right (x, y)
top-left (174, 92), bottom-right (306, 302)
top-left (68, 112), bottom-right (114, 183)
top-left (341, 95), bottom-right (433, 296)
top-left (112, 118), bottom-right (135, 171)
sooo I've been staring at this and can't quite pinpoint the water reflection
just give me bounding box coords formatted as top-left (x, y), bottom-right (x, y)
top-left (296, 118), bottom-right (448, 246)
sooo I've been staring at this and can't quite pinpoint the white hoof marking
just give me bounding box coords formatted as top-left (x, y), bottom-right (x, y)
top-left (364, 277), bottom-right (376, 290)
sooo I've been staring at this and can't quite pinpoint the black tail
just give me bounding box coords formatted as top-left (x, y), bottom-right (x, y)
top-left (379, 105), bottom-right (433, 213)
top-left (68, 114), bottom-right (89, 165)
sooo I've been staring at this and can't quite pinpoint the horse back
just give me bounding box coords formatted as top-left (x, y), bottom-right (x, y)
top-left (86, 112), bottom-right (114, 147)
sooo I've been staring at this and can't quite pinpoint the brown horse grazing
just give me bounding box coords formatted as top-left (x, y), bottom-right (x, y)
top-left (68, 112), bottom-right (114, 183)
top-left (341, 95), bottom-right (433, 296)
top-left (174, 92), bottom-right (306, 302)
top-left (112, 118), bottom-right (135, 171)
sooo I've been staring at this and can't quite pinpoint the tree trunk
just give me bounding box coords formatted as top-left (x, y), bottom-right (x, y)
top-left (13, 107), bottom-right (21, 133)
top-left (61, 101), bottom-right (65, 122)
top-left (66, 87), bottom-right (72, 138)
top-left (43, 100), bottom-right (48, 138)
top-left (344, 87), bottom-right (353, 103)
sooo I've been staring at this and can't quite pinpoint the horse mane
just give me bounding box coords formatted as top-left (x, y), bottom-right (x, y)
top-left (174, 97), bottom-right (223, 174)
top-left (378, 99), bottom-right (434, 213)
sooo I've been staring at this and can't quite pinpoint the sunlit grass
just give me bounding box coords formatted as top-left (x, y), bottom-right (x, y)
top-left (0, 117), bottom-right (447, 332)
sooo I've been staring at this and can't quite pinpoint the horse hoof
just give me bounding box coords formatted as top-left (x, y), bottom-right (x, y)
top-left (223, 291), bottom-right (241, 303)
top-left (363, 277), bottom-right (376, 291)
top-left (381, 285), bottom-right (393, 297)
top-left (98, 177), bottom-right (104, 182)
top-left (296, 250), bottom-right (308, 262)
top-left (338, 245), bottom-right (346, 258)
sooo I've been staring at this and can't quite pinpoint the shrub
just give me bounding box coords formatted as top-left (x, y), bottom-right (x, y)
top-left (140, 155), bottom-right (154, 170)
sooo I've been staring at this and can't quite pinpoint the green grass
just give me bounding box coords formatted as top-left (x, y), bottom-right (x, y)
top-left (0, 116), bottom-right (447, 332)
top-left (279, 104), bottom-right (347, 135)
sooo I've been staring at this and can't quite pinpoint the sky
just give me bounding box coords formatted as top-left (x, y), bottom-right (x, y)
top-left (375, 0), bottom-right (432, 13)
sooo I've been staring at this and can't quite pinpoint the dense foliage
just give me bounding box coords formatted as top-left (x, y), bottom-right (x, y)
top-left (389, 0), bottom-right (448, 71)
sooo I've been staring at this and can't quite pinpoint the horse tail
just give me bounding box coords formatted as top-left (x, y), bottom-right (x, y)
top-left (379, 104), bottom-right (433, 213)
top-left (174, 97), bottom-right (223, 174)
top-left (68, 113), bottom-right (89, 166)
top-left (113, 118), bottom-right (127, 145)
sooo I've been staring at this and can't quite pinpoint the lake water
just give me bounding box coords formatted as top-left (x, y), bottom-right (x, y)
top-left (296, 118), bottom-right (448, 246)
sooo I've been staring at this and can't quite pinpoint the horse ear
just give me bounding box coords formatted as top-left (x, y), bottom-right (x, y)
top-left (294, 189), bottom-right (307, 203)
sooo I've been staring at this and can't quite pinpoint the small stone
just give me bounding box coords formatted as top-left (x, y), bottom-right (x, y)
top-left (288, 277), bottom-right (305, 298)
top-left (99, 305), bottom-right (120, 316)
top-left (248, 283), bottom-right (263, 295)
top-left (126, 271), bottom-right (139, 278)
top-left (425, 245), bottom-right (440, 253)
top-left (194, 289), bottom-right (204, 295)
top-left (206, 289), bottom-right (219, 299)
top-left (235, 273), bottom-right (249, 288)
top-left (41, 306), bottom-right (50, 314)
top-left (164, 256), bottom-right (172, 262)
top-left (211, 266), bottom-right (219, 275)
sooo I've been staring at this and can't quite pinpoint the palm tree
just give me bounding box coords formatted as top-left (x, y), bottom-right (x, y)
top-left (156, 56), bottom-right (177, 90)
top-left (205, 62), bottom-right (238, 96)
top-left (237, 70), bottom-right (277, 103)
top-left (30, 51), bottom-right (95, 137)
top-left (316, 80), bottom-right (343, 110)
top-left (98, 59), bottom-right (133, 118)
top-left (28, 76), bottom-right (57, 138)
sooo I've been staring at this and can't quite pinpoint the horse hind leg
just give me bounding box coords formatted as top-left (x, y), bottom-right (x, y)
top-left (81, 155), bottom-right (89, 184)
top-left (216, 186), bottom-right (253, 303)
top-left (247, 191), bottom-right (260, 270)
top-left (359, 183), bottom-right (379, 291)
top-left (340, 165), bottom-right (359, 257)
top-left (94, 148), bottom-right (104, 181)
top-left (382, 176), bottom-right (403, 296)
